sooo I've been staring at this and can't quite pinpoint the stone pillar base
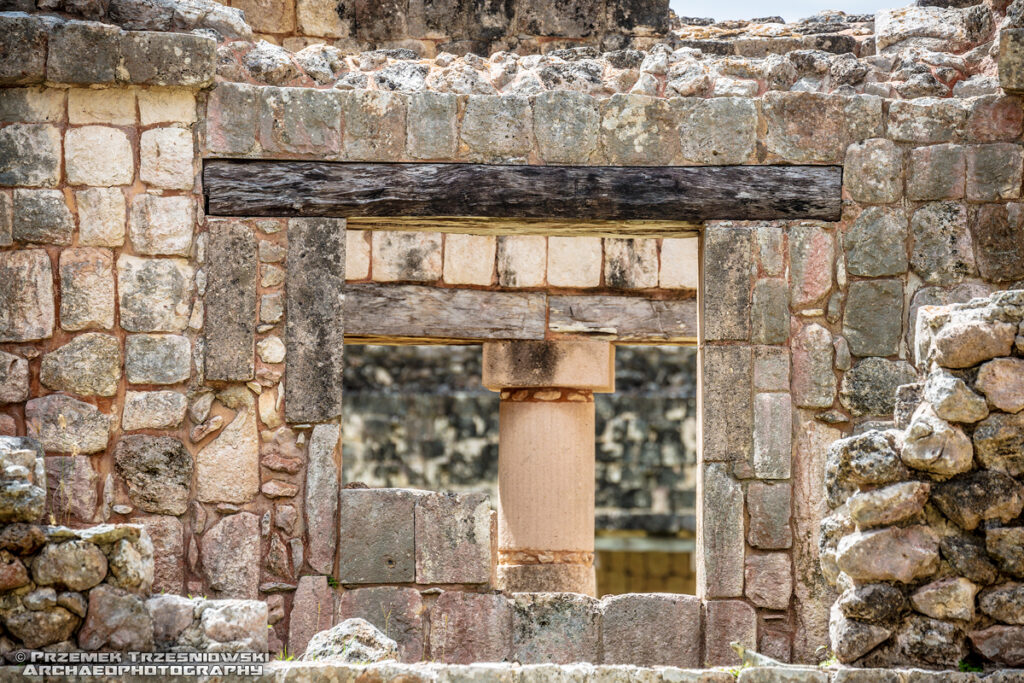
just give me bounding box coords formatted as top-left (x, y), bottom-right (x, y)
top-left (496, 563), bottom-right (597, 596)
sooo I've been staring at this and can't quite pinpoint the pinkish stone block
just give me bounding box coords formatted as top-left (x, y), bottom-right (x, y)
top-left (600, 593), bottom-right (701, 667)
top-left (336, 586), bottom-right (424, 662)
top-left (288, 575), bottom-right (333, 656)
top-left (788, 225), bottom-right (834, 310)
top-left (745, 552), bottom-right (793, 610)
top-left (427, 590), bottom-right (512, 663)
top-left (415, 492), bottom-right (491, 585)
top-left (705, 599), bottom-right (757, 666)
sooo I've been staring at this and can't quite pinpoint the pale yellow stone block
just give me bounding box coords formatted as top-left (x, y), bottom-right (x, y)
top-left (140, 127), bottom-right (195, 190)
top-left (138, 89), bottom-right (197, 125)
top-left (547, 236), bottom-right (601, 288)
top-left (660, 237), bottom-right (700, 289)
top-left (497, 235), bottom-right (546, 287)
top-left (0, 87), bottom-right (65, 122)
top-left (231, 0), bottom-right (295, 34)
top-left (76, 187), bottom-right (126, 247)
top-left (345, 230), bottom-right (370, 280)
top-left (65, 126), bottom-right (134, 186)
top-left (68, 88), bottom-right (136, 125)
top-left (443, 233), bottom-right (495, 286)
top-left (296, 0), bottom-right (347, 38)
top-left (372, 231), bottom-right (442, 282)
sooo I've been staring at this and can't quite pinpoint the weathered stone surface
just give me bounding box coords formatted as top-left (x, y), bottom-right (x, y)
top-left (845, 207), bottom-right (908, 277)
top-left (704, 599), bottom-right (757, 666)
top-left (603, 238), bottom-right (656, 290)
top-left (975, 357), bottom-right (1024, 413)
top-left (406, 92), bottom-right (458, 160)
top-left (428, 591), bottom-right (512, 664)
top-left (206, 83), bottom-right (259, 155)
top-left (600, 593), bottom-right (700, 667)
top-left (751, 278), bottom-right (789, 345)
top-left (933, 319), bottom-right (1017, 369)
top-left (701, 463), bottom-right (744, 599)
top-left (888, 97), bottom-right (968, 143)
top-left (129, 194), bottom-right (194, 256)
top-left (286, 217), bottom-right (345, 423)
top-left (414, 492), bottom-right (489, 584)
top-left (971, 203), bottom-right (1024, 283)
top-left (117, 255), bottom-right (193, 333)
top-left (788, 224), bottom-right (833, 311)
top-left (933, 470), bottom-right (1024, 531)
top-left (969, 625), bottom-right (1024, 667)
top-left (967, 143), bottom-right (1023, 201)
top-left (676, 97), bottom-right (757, 165)
top-left (78, 584), bottom-right (154, 651)
top-left (458, 95), bottom-right (531, 161)
top-left (511, 593), bottom-right (600, 665)
top-left (792, 323), bottom-right (836, 409)
top-left (339, 488), bottom-right (423, 584)
top-left (114, 435), bottom-right (191, 516)
top-left (304, 618), bottom-right (399, 663)
top-left (701, 225), bottom-right (752, 340)
top-left (40, 333), bottom-right (121, 397)
top-left (339, 90), bottom-right (406, 161)
top-left (372, 231), bottom-right (441, 282)
top-left (139, 127), bottom-right (194, 191)
top-left (753, 393), bottom-right (791, 479)
top-left (125, 334), bottom-right (190, 384)
top-left (77, 187), bottom-right (126, 248)
top-left (600, 94), bottom-right (680, 165)
top-left (304, 423), bottom-right (338, 575)
top-left (337, 587), bottom-right (424, 663)
top-left (6, 606), bottom-right (80, 649)
top-left (147, 594), bottom-right (194, 647)
top-left (840, 358), bottom-right (917, 418)
top-left (748, 482), bottom-right (792, 550)
top-left (12, 189), bottom-right (73, 245)
top-left (745, 552), bottom-right (792, 610)
top-left (979, 583), bottom-right (1024, 625)
top-left (923, 370), bottom-right (988, 423)
top-left (0, 351), bottom-right (29, 405)
top-left (763, 92), bottom-right (881, 163)
top-left (0, 249), bottom-right (54, 342)
top-left (940, 535), bottom-right (999, 585)
top-left (844, 138), bottom-right (902, 203)
top-left (0, 14), bottom-right (47, 85)
top-left (910, 202), bottom-right (974, 286)
top-left (548, 235), bottom-right (601, 287)
top-left (837, 525), bottom-right (940, 583)
top-left (701, 345), bottom-right (752, 464)
top-left (987, 527), bottom-right (1024, 578)
top-left (843, 280), bottom-right (903, 357)
top-left (45, 455), bottom-right (98, 523)
top-left (826, 430), bottom-right (908, 508)
top-left (829, 603), bottom-right (891, 663)
top-left (122, 391), bottom-right (186, 431)
top-left (838, 583), bottom-right (907, 624)
top-left (901, 403), bottom-right (973, 476)
top-left (201, 512), bottom-right (260, 599)
top-left (896, 614), bottom-right (965, 667)
top-left (974, 406), bottom-right (1024, 477)
top-left (0, 522), bottom-right (45, 555)
top-left (122, 31), bottom-right (215, 86)
top-left (0, 123), bottom-right (60, 187)
top-left (911, 577), bottom-right (979, 621)
top-left (0, 476), bottom-right (45, 525)
top-left (256, 335), bottom-right (285, 364)
top-left (288, 575), bottom-right (333, 656)
top-left (0, 551), bottom-right (29, 591)
top-left (205, 219), bottom-right (257, 381)
top-left (907, 144), bottom-right (966, 201)
top-left (46, 20), bottom-right (120, 84)
top-left (530, 90), bottom-right (599, 164)
top-left (196, 406), bottom-right (259, 504)
top-left (65, 125), bottom-right (134, 186)
top-left (59, 248), bottom-right (115, 331)
top-left (25, 394), bottom-right (110, 454)
top-left (848, 481), bottom-right (930, 530)
top-left (136, 515), bottom-right (183, 594)
top-left (32, 540), bottom-right (107, 591)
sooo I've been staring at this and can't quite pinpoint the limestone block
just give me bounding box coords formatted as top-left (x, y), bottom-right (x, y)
top-left (59, 248), bottom-right (115, 331)
top-left (754, 346), bottom-right (789, 392)
top-left (336, 587), bottom-right (424, 663)
top-left (762, 92), bottom-right (882, 163)
top-left (25, 394), bottom-right (110, 454)
top-left (0, 351), bottom-right (29, 405)
top-left (829, 603), bottom-right (891, 664)
top-left (232, 0), bottom-right (295, 33)
top-left (704, 225), bottom-right (753, 339)
top-left (547, 236), bottom-right (601, 288)
top-left (676, 96), bottom-right (756, 165)
top-left (848, 481), bottom-right (930, 530)
top-left (659, 237), bottom-right (699, 289)
top-left (260, 292), bottom-right (283, 324)
top-left (971, 203), bottom-right (1024, 283)
top-left (47, 20), bottom-right (121, 84)
top-left (45, 455), bottom-right (97, 522)
top-left (338, 488), bottom-right (423, 584)
top-left (40, 333), bottom-right (121, 397)
top-left (0, 123), bottom-right (61, 186)
top-left (748, 482), bottom-right (793, 549)
top-left (825, 430), bottom-right (908, 508)
top-left (837, 525), bottom-right (940, 583)
top-left (139, 128), bottom-right (195, 191)
top-left (924, 369), bottom-right (988, 423)
top-left (972, 412), bottom-right (1024, 478)
top-left (372, 231), bottom-right (441, 282)
top-left (443, 233), bottom-right (495, 286)
top-left (0, 14), bottom-right (47, 85)
top-left (932, 318), bottom-right (1016, 369)
top-left (114, 435), bottom-right (192, 515)
top-left (205, 83), bottom-right (260, 155)
top-left (0, 86), bottom-right (64, 123)
top-left (260, 86), bottom-right (341, 155)
top-left (0, 192), bottom-right (9, 247)
top-left (966, 95), bottom-right (1023, 143)
top-left (482, 340), bottom-right (613, 391)
top-left (406, 91), bottom-right (457, 160)
top-left (296, 0), bottom-right (348, 37)
top-left (511, 593), bottom-right (600, 664)
top-left (415, 492), bottom-right (490, 584)
top-left (969, 625), bottom-right (1024, 667)
top-left (600, 94), bottom-right (678, 165)
top-left (791, 323), bottom-right (835, 409)
top-left (288, 575), bottom-right (333, 657)
top-left (753, 392), bottom-right (792, 479)
top-left (117, 255), bottom-right (194, 332)
top-left (65, 126), bottom-right (134, 186)
top-left (0, 249), bottom-right (54, 342)
top-left (876, 4), bottom-right (991, 53)
top-left (843, 139), bottom-right (902, 204)
top-left (121, 31), bottom-right (216, 86)
top-left (533, 90), bottom-right (600, 164)
top-left (138, 89), bottom-right (197, 125)
top-left (700, 463), bottom-right (744, 598)
top-left (68, 88), bottom-right (135, 125)
top-left (967, 143), bottom-right (1022, 201)
top-left (461, 95), bottom-right (532, 162)
top-left (751, 278), bottom-right (789, 345)
top-left (845, 207), bottom-right (908, 277)
top-left (907, 144), bottom-right (965, 200)
top-left (201, 512), bottom-right (260, 599)
top-left (427, 592), bottom-right (512, 664)
top-left (345, 230), bottom-right (370, 280)
top-left (704, 599), bottom-right (756, 666)
top-left (340, 90), bottom-right (406, 161)
top-left (604, 238), bottom-right (657, 290)
top-left (600, 593), bottom-right (700, 667)
top-left (838, 358), bottom-right (916, 418)
top-left (843, 279), bottom-right (903, 357)
top-left (702, 345), bottom-right (753, 464)
top-left (497, 235), bottom-right (546, 288)
top-left (745, 552), bottom-right (792, 610)
top-left (305, 423), bottom-right (339, 575)
top-left (12, 189), bottom-right (73, 245)
top-left (195, 406), bottom-right (259, 504)
top-left (888, 98), bottom-right (968, 144)
top-left (77, 188), bottom-right (126, 247)
top-left (789, 224), bottom-right (834, 311)
top-left (125, 334), bottom-right (190, 385)
top-left (285, 217), bottom-right (346, 423)
top-left (121, 391), bottom-right (187, 431)
top-left (1000, 29), bottom-right (1024, 94)
top-left (205, 219), bottom-right (257, 381)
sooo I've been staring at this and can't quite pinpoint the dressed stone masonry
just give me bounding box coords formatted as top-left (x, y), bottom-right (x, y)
top-left (822, 290), bottom-right (1024, 669)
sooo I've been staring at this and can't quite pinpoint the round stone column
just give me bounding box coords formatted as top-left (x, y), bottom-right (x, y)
top-left (482, 340), bottom-right (614, 596)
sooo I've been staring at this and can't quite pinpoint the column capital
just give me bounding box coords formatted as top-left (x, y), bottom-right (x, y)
top-left (482, 340), bottom-right (614, 392)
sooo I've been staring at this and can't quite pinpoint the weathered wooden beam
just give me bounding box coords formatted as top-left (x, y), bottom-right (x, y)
top-left (204, 161), bottom-right (842, 222)
top-left (346, 216), bottom-right (700, 238)
top-left (344, 284), bottom-right (547, 342)
top-left (548, 295), bottom-right (698, 342)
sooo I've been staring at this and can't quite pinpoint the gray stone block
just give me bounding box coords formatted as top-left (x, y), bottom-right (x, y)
top-left (600, 593), bottom-right (701, 667)
top-left (703, 225), bottom-right (753, 341)
top-left (533, 90), bottom-right (600, 164)
top-left (999, 28), bottom-right (1024, 94)
top-left (600, 94), bottom-right (678, 165)
top-left (511, 593), bottom-right (600, 664)
top-left (0, 124), bottom-right (61, 187)
top-left (845, 207), bottom-right (908, 277)
top-left (843, 279), bottom-right (903, 357)
top-left (0, 249), bottom-right (54, 343)
top-left (12, 189), bottom-right (72, 245)
top-left (336, 587), bottom-right (424, 663)
top-left (840, 358), bottom-right (918, 418)
top-left (338, 488), bottom-right (425, 584)
top-left (260, 87), bottom-right (341, 156)
top-left (340, 90), bottom-right (406, 161)
top-left (47, 20), bottom-right (121, 84)
top-left (406, 92), bottom-right (458, 160)
top-left (704, 599), bottom-right (757, 666)
top-left (700, 463), bottom-right (744, 598)
top-left (702, 345), bottom-right (753, 464)
top-left (121, 31), bottom-right (216, 86)
top-left (305, 423), bottom-right (339, 575)
top-left (461, 95), bottom-right (532, 162)
top-left (747, 481), bottom-right (793, 549)
top-left (753, 392), bottom-right (792, 479)
top-left (205, 83), bottom-right (260, 156)
top-left (971, 203), bottom-right (1024, 283)
top-left (285, 217), bottom-right (345, 423)
top-left (125, 334), bottom-right (190, 385)
top-left (204, 220), bottom-right (257, 382)
top-left (414, 492), bottom-right (490, 584)
top-left (751, 278), bottom-right (789, 345)
top-left (0, 13), bottom-right (47, 85)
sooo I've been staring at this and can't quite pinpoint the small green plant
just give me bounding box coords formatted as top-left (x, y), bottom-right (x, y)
top-left (818, 653), bottom-right (839, 668)
top-left (275, 648), bottom-right (295, 662)
top-left (958, 658), bottom-right (984, 673)
top-left (327, 576), bottom-right (340, 589)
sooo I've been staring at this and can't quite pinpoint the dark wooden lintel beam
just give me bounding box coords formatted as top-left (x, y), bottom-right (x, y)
top-left (204, 160), bottom-right (842, 223)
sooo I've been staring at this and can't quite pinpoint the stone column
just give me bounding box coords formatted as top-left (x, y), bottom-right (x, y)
top-left (482, 340), bottom-right (614, 596)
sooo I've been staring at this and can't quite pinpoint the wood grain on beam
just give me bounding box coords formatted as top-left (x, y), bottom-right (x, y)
top-left (204, 161), bottom-right (842, 222)
top-left (548, 295), bottom-right (698, 342)
top-left (346, 216), bottom-right (700, 238)
top-left (344, 284), bottom-right (547, 342)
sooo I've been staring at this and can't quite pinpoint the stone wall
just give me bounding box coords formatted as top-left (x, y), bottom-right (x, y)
top-left (3, 0), bottom-right (1024, 669)
top-left (823, 290), bottom-right (1024, 669)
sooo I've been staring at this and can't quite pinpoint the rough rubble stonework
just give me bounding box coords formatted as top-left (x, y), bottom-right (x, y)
top-left (4, 0), bottom-right (1024, 673)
